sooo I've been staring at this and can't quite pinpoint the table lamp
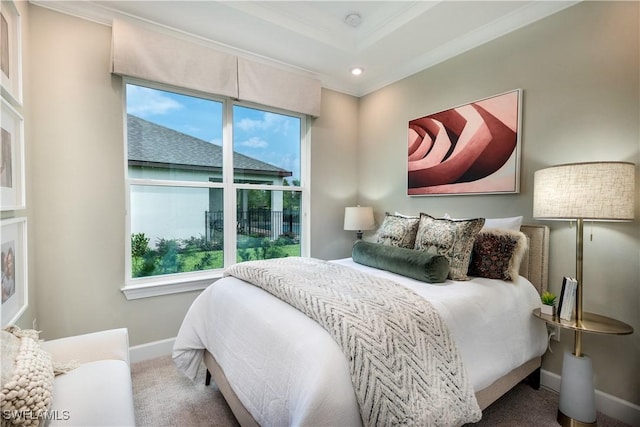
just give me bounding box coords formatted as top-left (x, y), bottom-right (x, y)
top-left (533, 161), bottom-right (635, 426)
top-left (344, 206), bottom-right (375, 240)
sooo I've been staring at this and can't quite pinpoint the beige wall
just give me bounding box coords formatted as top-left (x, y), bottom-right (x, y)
top-left (358, 1), bottom-right (639, 405)
top-left (26, 6), bottom-right (358, 345)
top-left (310, 89), bottom-right (360, 260)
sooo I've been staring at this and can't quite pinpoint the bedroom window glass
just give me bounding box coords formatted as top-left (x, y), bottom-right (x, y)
top-left (233, 105), bottom-right (303, 261)
top-left (123, 80), bottom-right (309, 298)
top-left (125, 82), bottom-right (225, 288)
top-left (236, 189), bottom-right (302, 261)
top-left (232, 105), bottom-right (301, 185)
top-left (129, 185), bottom-right (224, 277)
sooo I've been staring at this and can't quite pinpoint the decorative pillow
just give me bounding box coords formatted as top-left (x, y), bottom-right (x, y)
top-left (413, 213), bottom-right (485, 280)
top-left (374, 213), bottom-right (420, 249)
top-left (1, 326), bottom-right (55, 426)
top-left (444, 213), bottom-right (523, 231)
top-left (468, 229), bottom-right (528, 281)
top-left (352, 240), bottom-right (449, 283)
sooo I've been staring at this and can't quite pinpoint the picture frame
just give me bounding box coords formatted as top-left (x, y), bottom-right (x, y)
top-left (407, 89), bottom-right (522, 196)
top-left (1, 216), bottom-right (27, 326)
top-left (1, 0), bottom-right (22, 106)
top-left (1, 97), bottom-right (25, 210)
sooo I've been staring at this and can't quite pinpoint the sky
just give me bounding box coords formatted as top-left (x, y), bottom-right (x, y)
top-left (126, 84), bottom-right (301, 181)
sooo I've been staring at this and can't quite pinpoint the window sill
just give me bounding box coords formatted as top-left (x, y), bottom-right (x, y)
top-left (121, 272), bottom-right (223, 300)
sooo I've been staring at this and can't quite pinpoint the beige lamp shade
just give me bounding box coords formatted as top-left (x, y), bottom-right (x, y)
top-left (533, 162), bottom-right (635, 221)
top-left (344, 206), bottom-right (375, 231)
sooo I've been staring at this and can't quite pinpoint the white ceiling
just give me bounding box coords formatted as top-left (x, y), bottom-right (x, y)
top-left (34, 1), bottom-right (580, 97)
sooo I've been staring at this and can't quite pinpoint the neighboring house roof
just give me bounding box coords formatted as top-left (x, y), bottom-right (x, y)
top-left (127, 115), bottom-right (292, 177)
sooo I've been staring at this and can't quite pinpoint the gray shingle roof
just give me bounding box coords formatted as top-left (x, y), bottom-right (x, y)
top-left (127, 115), bottom-right (291, 177)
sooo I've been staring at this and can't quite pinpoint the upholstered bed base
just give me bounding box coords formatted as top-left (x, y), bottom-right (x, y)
top-left (204, 349), bottom-right (541, 426)
top-left (203, 224), bottom-right (550, 426)
top-left (204, 350), bottom-right (260, 427)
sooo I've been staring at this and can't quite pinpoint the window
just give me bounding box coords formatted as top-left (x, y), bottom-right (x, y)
top-left (123, 81), bottom-right (308, 299)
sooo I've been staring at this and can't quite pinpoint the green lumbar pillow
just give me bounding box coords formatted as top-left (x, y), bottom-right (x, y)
top-left (352, 240), bottom-right (449, 284)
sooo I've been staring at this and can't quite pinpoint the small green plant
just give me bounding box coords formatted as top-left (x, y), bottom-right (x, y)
top-left (541, 291), bottom-right (557, 306)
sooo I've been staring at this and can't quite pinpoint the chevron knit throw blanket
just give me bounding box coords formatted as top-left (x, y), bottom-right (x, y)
top-left (225, 257), bottom-right (482, 427)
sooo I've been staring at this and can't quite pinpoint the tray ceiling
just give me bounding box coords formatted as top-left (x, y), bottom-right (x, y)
top-left (33, 1), bottom-right (580, 96)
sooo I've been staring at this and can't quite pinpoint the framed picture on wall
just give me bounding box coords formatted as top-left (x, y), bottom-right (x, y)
top-left (1, 217), bottom-right (27, 326)
top-left (1, 0), bottom-right (22, 106)
top-left (1, 97), bottom-right (25, 211)
top-left (407, 89), bottom-right (522, 196)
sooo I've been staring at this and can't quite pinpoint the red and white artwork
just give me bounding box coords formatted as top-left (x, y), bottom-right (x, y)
top-left (408, 89), bottom-right (521, 195)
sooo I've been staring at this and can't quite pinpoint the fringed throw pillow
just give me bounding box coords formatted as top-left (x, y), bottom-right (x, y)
top-left (468, 229), bottom-right (528, 281)
top-left (1, 326), bottom-right (55, 426)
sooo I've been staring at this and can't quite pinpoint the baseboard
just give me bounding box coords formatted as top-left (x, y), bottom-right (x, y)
top-left (130, 337), bottom-right (175, 363)
top-left (541, 369), bottom-right (640, 427)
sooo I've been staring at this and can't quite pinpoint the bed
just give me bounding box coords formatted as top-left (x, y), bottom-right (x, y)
top-left (173, 220), bottom-right (550, 427)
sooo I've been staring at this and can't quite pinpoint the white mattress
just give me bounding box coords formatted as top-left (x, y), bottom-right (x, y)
top-left (173, 258), bottom-right (547, 427)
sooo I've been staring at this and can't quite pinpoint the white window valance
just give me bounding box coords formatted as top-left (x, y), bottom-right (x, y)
top-left (237, 58), bottom-right (321, 117)
top-left (111, 19), bottom-right (238, 98)
top-left (111, 19), bottom-right (321, 117)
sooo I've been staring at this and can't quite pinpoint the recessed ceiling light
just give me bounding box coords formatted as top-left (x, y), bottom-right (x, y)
top-left (351, 67), bottom-right (363, 76)
top-left (344, 12), bottom-right (362, 28)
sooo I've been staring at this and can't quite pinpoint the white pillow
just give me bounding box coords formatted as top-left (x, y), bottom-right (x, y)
top-left (484, 216), bottom-right (523, 231)
top-left (443, 213), bottom-right (523, 231)
top-left (393, 211), bottom-right (419, 219)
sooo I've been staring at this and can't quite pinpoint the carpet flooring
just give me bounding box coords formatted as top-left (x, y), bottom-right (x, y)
top-left (132, 355), bottom-right (631, 427)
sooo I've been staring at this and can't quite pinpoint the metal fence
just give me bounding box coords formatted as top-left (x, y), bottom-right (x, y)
top-left (205, 209), bottom-right (300, 243)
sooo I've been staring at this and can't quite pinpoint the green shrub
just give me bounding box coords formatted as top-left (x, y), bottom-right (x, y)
top-left (132, 233), bottom-right (298, 277)
top-left (131, 233), bottom-right (150, 258)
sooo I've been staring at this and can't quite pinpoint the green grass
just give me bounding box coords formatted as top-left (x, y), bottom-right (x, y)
top-left (132, 244), bottom-right (301, 278)
top-left (180, 250), bottom-right (225, 271)
top-left (236, 244), bottom-right (300, 262)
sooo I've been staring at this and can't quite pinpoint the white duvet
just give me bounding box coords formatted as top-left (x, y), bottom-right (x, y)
top-left (173, 258), bottom-right (547, 427)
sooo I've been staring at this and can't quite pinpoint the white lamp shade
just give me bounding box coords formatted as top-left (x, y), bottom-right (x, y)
top-left (344, 206), bottom-right (375, 231)
top-left (533, 162), bottom-right (635, 221)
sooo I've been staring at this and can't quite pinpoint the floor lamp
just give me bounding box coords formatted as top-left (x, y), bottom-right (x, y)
top-left (533, 161), bottom-right (635, 426)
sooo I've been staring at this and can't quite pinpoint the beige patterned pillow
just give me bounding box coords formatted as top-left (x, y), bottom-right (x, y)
top-left (413, 213), bottom-right (485, 280)
top-left (374, 214), bottom-right (420, 249)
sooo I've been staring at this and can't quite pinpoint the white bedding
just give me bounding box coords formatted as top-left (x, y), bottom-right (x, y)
top-left (173, 258), bottom-right (547, 427)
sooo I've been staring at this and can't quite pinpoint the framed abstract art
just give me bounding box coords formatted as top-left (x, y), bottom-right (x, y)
top-left (1, 217), bottom-right (27, 326)
top-left (1, 0), bottom-right (22, 106)
top-left (408, 89), bottom-right (522, 196)
top-left (1, 97), bottom-right (25, 210)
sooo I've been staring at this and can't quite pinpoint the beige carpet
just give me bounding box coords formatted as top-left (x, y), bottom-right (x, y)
top-left (132, 355), bottom-right (631, 427)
